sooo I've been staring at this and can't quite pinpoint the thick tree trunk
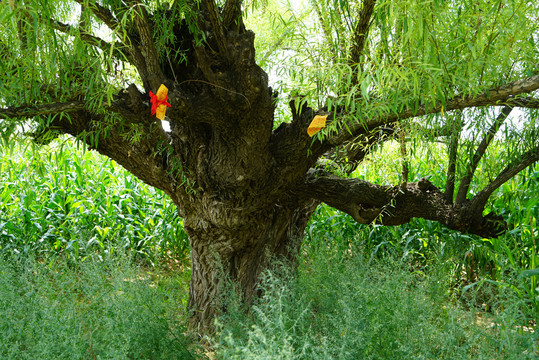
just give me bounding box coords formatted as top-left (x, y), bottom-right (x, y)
top-left (183, 200), bottom-right (318, 333)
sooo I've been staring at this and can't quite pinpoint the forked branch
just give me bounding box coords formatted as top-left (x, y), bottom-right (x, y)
top-left (455, 106), bottom-right (512, 204)
top-left (298, 170), bottom-right (507, 237)
top-left (470, 145), bottom-right (539, 212)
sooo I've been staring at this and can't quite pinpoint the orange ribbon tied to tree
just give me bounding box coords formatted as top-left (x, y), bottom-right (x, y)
top-left (149, 84), bottom-right (171, 120)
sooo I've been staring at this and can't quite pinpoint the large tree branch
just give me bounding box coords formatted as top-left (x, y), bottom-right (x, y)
top-left (222, 0), bottom-right (244, 31)
top-left (73, 0), bottom-right (121, 32)
top-left (0, 101), bottom-right (85, 119)
top-left (297, 170), bottom-right (507, 238)
top-left (271, 77), bottom-right (539, 180)
top-left (326, 75), bottom-right (539, 150)
top-left (455, 106), bottom-right (513, 204)
top-left (0, 87), bottom-right (181, 199)
top-left (57, 111), bottom-right (177, 196)
top-left (201, 0), bottom-right (229, 58)
top-left (271, 77), bottom-right (539, 199)
top-left (73, 0), bottom-right (165, 91)
top-left (129, 3), bottom-right (165, 91)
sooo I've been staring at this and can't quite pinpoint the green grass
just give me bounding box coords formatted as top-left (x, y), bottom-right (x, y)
top-left (0, 254), bottom-right (198, 359)
top-left (0, 137), bottom-right (538, 358)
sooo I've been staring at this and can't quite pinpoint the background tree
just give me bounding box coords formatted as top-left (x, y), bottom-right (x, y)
top-left (1, 0), bottom-right (538, 332)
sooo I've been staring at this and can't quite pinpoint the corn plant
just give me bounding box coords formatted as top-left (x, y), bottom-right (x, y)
top-left (0, 138), bottom-right (190, 263)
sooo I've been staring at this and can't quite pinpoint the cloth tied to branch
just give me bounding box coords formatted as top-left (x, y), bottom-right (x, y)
top-left (307, 114), bottom-right (328, 137)
top-left (149, 84), bottom-right (171, 120)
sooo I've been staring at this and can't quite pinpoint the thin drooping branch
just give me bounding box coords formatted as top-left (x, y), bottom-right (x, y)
top-left (333, 1), bottom-right (350, 56)
top-left (508, 96), bottom-right (539, 109)
top-left (313, 1), bottom-right (335, 51)
top-left (73, 0), bottom-right (121, 32)
top-left (15, 5), bottom-right (32, 51)
top-left (470, 145), bottom-right (539, 212)
top-left (455, 106), bottom-right (512, 204)
top-left (0, 39), bottom-right (14, 61)
top-left (399, 126), bottom-right (409, 185)
top-left (259, 30), bottom-right (291, 65)
top-left (349, 0), bottom-right (376, 71)
top-left (326, 75), bottom-right (539, 150)
top-left (0, 101), bottom-right (85, 119)
top-left (444, 129), bottom-right (459, 203)
top-left (297, 170), bottom-right (507, 237)
top-left (420, 120), bottom-right (464, 138)
top-left (78, 3), bottom-right (88, 30)
top-left (48, 18), bottom-right (131, 63)
top-left (318, 126), bottom-right (395, 176)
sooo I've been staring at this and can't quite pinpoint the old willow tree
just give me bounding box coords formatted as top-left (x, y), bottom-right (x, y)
top-left (1, 0), bottom-right (539, 330)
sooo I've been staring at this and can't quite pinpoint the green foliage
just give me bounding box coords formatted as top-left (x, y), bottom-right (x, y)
top-left (0, 0), bottom-right (537, 356)
top-left (216, 134), bottom-right (539, 356)
top-left (0, 137), bottom-right (190, 263)
top-left (304, 136), bottom-right (539, 342)
top-left (213, 252), bottom-right (537, 359)
top-left (0, 255), bottom-right (199, 359)
top-left (0, 134), bottom-right (537, 358)
top-left (246, 0), bottom-right (539, 146)
top-left (0, 0), bottom-right (200, 141)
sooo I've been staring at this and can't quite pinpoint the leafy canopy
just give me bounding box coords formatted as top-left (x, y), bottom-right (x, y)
top-left (0, 0), bottom-right (537, 167)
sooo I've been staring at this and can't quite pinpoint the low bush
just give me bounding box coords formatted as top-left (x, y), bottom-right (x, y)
top-left (213, 250), bottom-right (538, 359)
top-left (0, 255), bottom-right (198, 359)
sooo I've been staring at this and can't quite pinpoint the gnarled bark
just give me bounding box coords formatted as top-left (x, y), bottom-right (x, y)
top-left (299, 170), bottom-right (507, 238)
top-left (184, 199), bottom-right (317, 333)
